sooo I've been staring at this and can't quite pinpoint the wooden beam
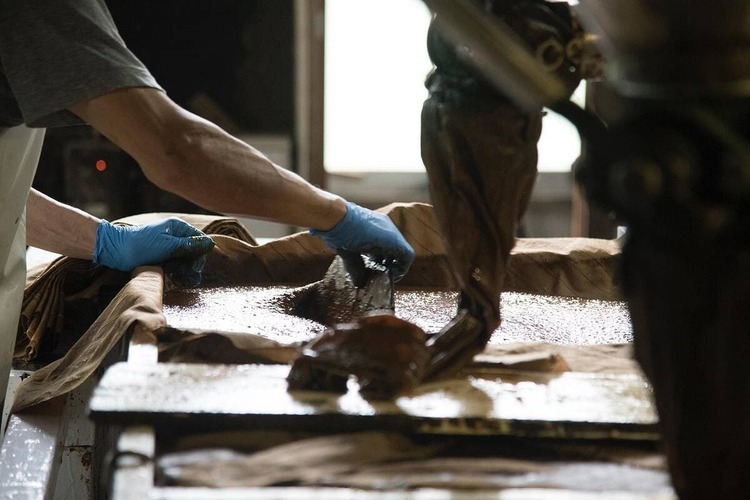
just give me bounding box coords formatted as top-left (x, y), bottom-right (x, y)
top-left (110, 426), bottom-right (156, 500)
top-left (294, 0), bottom-right (327, 189)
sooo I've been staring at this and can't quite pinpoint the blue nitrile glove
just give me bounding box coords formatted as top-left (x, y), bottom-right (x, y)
top-left (94, 218), bottom-right (215, 285)
top-left (310, 202), bottom-right (415, 283)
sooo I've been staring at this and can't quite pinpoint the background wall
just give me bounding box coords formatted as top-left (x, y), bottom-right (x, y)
top-left (31, 1), bottom-right (598, 239)
top-left (33, 0), bottom-right (296, 223)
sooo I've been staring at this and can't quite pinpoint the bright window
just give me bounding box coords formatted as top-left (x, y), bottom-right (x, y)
top-left (324, 0), bottom-right (584, 173)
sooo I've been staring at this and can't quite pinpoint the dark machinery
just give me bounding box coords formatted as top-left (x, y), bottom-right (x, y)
top-left (419, 0), bottom-right (750, 498)
top-left (287, 1), bottom-right (750, 496)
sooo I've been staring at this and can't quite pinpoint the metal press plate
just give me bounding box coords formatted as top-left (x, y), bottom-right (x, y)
top-left (89, 363), bottom-right (658, 440)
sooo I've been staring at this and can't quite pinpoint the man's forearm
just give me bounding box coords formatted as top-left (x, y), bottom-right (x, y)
top-left (151, 118), bottom-right (347, 230)
top-left (26, 188), bottom-right (99, 259)
top-left (68, 88), bottom-right (347, 231)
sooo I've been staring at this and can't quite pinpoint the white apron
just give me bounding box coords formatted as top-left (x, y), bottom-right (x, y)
top-left (0, 125), bottom-right (45, 425)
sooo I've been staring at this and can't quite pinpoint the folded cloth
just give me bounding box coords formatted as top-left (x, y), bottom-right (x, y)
top-left (472, 342), bottom-right (638, 375)
top-left (12, 267), bottom-right (165, 413)
top-left (16, 214), bottom-right (256, 363)
top-left (156, 326), bottom-right (299, 365)
top-left (509, 237), bottom-right (624, 301)
top-left (384, 203), bottom-right (623, 300)
top-left (158, 431), bottom-right (446, 488)
top-left (157, 431), bottom-right (670, 492)
top-left (197, 203), bottom-right (622, 298)
top-left (16, 257), bottom-right (126, 362)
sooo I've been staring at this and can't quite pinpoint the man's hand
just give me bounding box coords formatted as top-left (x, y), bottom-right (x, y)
top-left (311, 202), bottom-right (415, 283)
top-left (94, 217), bottom-right (215, 284)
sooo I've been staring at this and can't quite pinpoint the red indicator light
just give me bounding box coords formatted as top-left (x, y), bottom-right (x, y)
top-left (95, 159), bottom-right (107, 172)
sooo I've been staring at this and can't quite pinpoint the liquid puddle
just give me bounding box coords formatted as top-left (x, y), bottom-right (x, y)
top-left (163, 287), bottom-right (632, 345)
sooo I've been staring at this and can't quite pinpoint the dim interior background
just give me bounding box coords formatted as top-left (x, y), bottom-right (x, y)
top-left (31, 0), bottom-right (613, 241)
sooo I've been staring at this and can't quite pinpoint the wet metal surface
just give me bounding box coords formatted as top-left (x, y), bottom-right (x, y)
top-left (163, 287), bottom-right (325, 344)
top-left (493, 292), bottom-right (632, 344)
top-left (153, 287), bottom-right (642, 439)
top-left (89, 363), bottom-right (657, 440)
top-left (163, 288), bottom-right (632, 346)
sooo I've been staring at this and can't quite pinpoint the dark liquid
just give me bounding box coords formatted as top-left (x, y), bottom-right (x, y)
top-left (163, 287), bottom-right (632, 346)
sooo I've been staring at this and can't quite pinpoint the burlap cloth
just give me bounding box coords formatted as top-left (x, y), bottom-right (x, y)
top-left (12, 202), bottom-right (624, 413)
top-left (16, 214), bottom-right (257, 363)
top-left (157, 430), bottom-right (670, 492)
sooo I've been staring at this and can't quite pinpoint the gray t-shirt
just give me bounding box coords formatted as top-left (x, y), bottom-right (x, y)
top-left (0, 0), bottom-right (162, 128)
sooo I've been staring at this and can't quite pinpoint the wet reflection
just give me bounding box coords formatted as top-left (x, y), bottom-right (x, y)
top-left (163, 286), bottom-right (633, 346)
top-left (163, 286), bottom-right (325, 344)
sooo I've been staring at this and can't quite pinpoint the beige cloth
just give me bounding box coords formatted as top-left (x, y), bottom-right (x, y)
top-left (156, 327), bottom-right (299, 365)
top-left (157, 430), bottom-right (670, 492)
top-left (12, 267), bottom-right (165, 413)
top-left (474, 342), bottom-right (637, 375)
top-left (199, 203), bottom-right (623, 298)
top-left (17, 257), bottom-right (123, 362)
top-left (509, 237), bottom-right (623, 301)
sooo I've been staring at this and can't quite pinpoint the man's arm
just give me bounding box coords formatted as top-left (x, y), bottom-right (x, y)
top-left (26, 189), bottom-right (214, 279)
top-left (26, 188), bottom-right (99, 260)
top-left (68, 87), bottom-right (348, 231)
top-left (68, 86), bottom-right (415, 280)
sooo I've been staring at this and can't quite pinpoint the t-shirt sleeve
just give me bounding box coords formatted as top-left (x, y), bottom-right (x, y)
top-left (0, 0), bottom-right (163, 128)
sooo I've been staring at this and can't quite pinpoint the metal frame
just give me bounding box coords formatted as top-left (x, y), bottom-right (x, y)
top-left (294, 0), bottom-right (327, 189)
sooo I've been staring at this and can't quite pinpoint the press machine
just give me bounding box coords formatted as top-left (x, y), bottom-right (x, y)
top-left (419, 1), bottom-right (750, 497)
